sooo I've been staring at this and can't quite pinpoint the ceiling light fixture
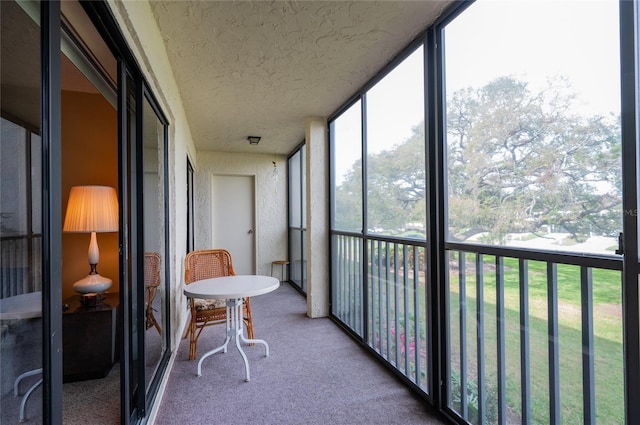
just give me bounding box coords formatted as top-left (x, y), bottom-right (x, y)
top-left (247, 136), bottom-right (261, 145)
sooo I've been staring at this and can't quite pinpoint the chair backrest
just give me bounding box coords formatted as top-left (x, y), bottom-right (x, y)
top-left (144, 252), bottom-right (161, 288)
top-left (144, 252), bottom-right (161, 305)
top-left (184, 249), bottom-right (235, 285)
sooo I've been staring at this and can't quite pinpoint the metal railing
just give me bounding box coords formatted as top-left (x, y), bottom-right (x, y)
top-left (332, 233), bottom-right (625, 424)
top-left (0, 235), bottom-right (42, 298)
top-left (332, 233), bottom-right (429, 392)
top-left (446, 244), bottom-right (623, 425)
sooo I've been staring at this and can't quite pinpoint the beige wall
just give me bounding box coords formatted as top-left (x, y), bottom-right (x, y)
top-left (195, 151), bottom-right (288, 276)
top-left (305, 117), bottom-right (329, 318)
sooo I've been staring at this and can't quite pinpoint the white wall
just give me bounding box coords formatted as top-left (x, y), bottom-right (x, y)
top-left (195, 151), bottom-right (288, 276)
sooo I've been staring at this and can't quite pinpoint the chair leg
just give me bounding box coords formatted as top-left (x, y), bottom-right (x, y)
top-left (187, 299), bottom-right (198, 360)
top-left (244, 297), bottom-right (254, 346)
top-left (189, 319), bottom-right (198, 360)
top-left (182, 306), bottom-right (191, 339)
top-left (146, 305), bottom-right (158, 332)
top-left (182, 322), bottom-right (191, 339)
top-left (151, 311), bottom-right (162, 334)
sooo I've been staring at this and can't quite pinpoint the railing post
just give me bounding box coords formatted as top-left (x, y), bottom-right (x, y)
top-left (519, 259), bottom-right (531, 424)
top-left (581, 267), bottom-right (595, 425)
top-left (496, 256), bottom-right (506, 425)
top-left (547, 262), bottom-right (560, 424)
top-left (476, 253), bottom-right (485, 424)
top-left (459, 251), bottom-right (467, 419)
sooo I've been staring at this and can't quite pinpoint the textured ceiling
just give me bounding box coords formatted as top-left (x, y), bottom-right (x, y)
top-left (149, 0), bottom-right (453, 155)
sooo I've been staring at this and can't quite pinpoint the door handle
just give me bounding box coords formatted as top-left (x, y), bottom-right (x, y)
top-left (248, 229), bottom-right (253, 234)
top-left (615, 232), bottom-right (623, 255)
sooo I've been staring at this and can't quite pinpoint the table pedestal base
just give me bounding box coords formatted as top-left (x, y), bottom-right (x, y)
top-left (197, 298), bottom-right (268, 382)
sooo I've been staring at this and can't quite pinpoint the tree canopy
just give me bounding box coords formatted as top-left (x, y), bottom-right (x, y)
top-left (334, 76), bottom-right (621, 244)
top-left (447, 76), bottom-right (620, 243)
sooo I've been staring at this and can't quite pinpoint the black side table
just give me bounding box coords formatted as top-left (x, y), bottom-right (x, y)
top-left (62, 292), bottom-right (120, 383)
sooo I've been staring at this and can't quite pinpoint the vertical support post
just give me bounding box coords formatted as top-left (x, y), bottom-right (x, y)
top-left (305, 117), bottom-right (329, 317)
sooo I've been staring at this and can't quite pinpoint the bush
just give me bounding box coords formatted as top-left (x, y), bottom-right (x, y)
top-left (450, 370), bottom-right (499, 425)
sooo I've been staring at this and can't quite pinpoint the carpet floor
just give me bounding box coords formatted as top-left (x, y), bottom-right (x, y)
top-left (1, 283), bottom-right (447, 424)
top-left (153, 282), bottom-right (446, 425)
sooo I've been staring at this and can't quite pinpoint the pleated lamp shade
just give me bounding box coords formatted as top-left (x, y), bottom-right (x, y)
top-left (63, 185), bottom-right (119, 233)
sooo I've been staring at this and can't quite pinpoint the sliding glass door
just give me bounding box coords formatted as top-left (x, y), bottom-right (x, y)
top-left (0, 3), bottom-right (44, 422)
top-left (1, 1), bottom-right (170, 423)
top-left (141, 89), bottom-right (170, 407)
top-left (288, 145), bottom-right (307, 292)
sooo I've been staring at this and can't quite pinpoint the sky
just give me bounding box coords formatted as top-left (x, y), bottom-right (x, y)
top-left (445, 0), bottom-right (620, 116)
top-left (333, 0), bottom-right (621, 185)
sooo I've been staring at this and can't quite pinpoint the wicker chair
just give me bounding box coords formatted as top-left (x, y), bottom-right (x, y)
top-left (144, 252), bottom-right (162, 334)
top-left (183, 249), bottom-right (254, 360)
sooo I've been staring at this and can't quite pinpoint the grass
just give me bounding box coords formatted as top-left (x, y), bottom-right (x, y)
top-left (448, 254), bottom-right (624, 424)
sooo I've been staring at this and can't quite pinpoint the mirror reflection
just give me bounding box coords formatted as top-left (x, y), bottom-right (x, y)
top-left (143, 95), bottom-right (166, 391)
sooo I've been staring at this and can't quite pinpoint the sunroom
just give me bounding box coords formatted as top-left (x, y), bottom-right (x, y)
top-left (1, 1), bottom-right (639, 425)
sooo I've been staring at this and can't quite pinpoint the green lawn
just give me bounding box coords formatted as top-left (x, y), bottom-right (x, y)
top-left (448, 255), bottom-right (624, 424)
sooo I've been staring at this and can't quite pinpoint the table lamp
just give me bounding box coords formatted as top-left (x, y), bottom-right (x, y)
top-left (63, 185), bottom-right (119, 296)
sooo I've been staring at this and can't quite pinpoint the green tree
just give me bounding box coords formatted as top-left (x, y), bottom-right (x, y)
top-left (334, 159), bottom-right (363, 232)
top-left (366, 123), bottom-right (426, 234)
top-left (334, 76), bottom-right (621, 244)
top-left (447, 76), bottom-right (621, 243)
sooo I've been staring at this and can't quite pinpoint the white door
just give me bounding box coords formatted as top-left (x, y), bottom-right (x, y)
top-left (211, 175), bottom-right (255, 274)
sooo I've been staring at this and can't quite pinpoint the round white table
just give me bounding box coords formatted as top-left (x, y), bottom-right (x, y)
top-left (0, 291), bottom-right (42, 422)
top-left (183, 275), bottom-right (279, 382)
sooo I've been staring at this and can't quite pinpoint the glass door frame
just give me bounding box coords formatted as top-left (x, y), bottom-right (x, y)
top-left (139, 84), bottom-right (171, 413)
top-left (119, 62), bottom-right (140, 424)
top-left (42, 2), bottom-right (64, 423)
top-left (620, 1), bottom-right (640, 423)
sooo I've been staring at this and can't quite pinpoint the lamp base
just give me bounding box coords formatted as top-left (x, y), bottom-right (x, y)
top-left (80, 292), bottom-right (102, 307)
top-left (73, 274), bottom-right (112, 294)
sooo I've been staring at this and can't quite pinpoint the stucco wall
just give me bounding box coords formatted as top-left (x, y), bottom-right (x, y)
top-left (107, 0), bottom-right (195, 345)
top-left (195, 151), bottom-right (288, 276)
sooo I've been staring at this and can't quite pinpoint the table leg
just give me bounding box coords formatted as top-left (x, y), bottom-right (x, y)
top-left (196, 298), bottom-right (269, 382)
top-left (196, 305), bottom-right (232, 377)
top-left (14, 368), bottom-right (43, 423)
top-left (14, 368), bottom-right (42, 396)
top-left (19, 378), bottom-right (42, 422)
